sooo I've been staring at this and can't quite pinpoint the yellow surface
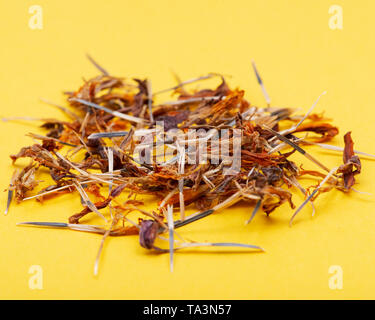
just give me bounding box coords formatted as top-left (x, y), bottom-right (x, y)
top-left (0, 0), bottom-right (375, 299)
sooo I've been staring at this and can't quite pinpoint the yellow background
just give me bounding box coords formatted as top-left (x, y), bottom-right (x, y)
top-left (0, 0), bottom-right (375, 299)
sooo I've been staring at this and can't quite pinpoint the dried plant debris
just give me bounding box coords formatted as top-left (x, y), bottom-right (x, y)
top-left (3, 57), bottom-right (374, 274)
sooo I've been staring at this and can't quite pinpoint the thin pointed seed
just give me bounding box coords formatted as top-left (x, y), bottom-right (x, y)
top-left (158, 188), bottom-right (178, 209)
top-left (94, 218), bottom-right (116, 276)
top-left (167, 205), bottom-right (174, 272)
top-left (22, 180), bottom-right (94, 201)
top-left (171, 209), bottom-right (214, 230)
top-left (178, 187), bottom-right (185, 221)
top-left (55, 152), bottom-right (112, 185)
top-left (107, 147), bottom-right (114, 219)
top-left (69, 98), bottom-right (144, 124)
top-left (210, 243), bottom-right (264, 251)
top-left (264, 125), bottom-right (331, 173)
top-left (123, 216), bottom-right (141, 229)
top-left (289, 167), bottom-right (338, 226)
top-left (27, 133), bottom-right (78, 147)
top-left (80, 111), bottom-right (90, 139)
top-left (5, 188), bottom-right (13, 215)
top-left (153, 74), bottom-right (218, 95)
top-left (93, 234), bottom-right (106, 276)
top-left (85, 199), bottom-right (107, 222)
top-left (158, 96), bottom-right (223, 106)
top-left (39, 98), bottom-right (80, 120)
top-left (304, 141), bottom-right (375, 159)
top-left (17, 221), bottom-right (108, 234)
top-left (66, 224), bottom-right (105, 233)
top-left (17, 221), bottom-right (69, 228)
top-left (86, 54), bottom-right (109, 75)
top-left (212, 190), bottom-right (248, 210)
top-left (88, 131), bottom-right (129, 139)
top-left (251, 60), bottom-right (271, 105)
top-left (74, 182), bottom-right (107, 222)
top-left (294, 91), bottom-right (327, 129)
top-left (304, 153), bottom-right (331, 174)
top-left (147, 79), bottom-right (154, 123)
top-left (202, 175), bottom-right (215, 189)
top-left (245, 199), bottom-right (262, 225)
top-left (270, 91), bottom-right (327, 142)
top-left (177, 242), bottom-right (264, 251)
top-left (350, 188), bottom-right (374, 196)
top-left (107, 148), bottom-right (114, 194)
top-left (119, 128), bottom-right (134, 150)
top-left (284, 175), bottom-right (316, 216)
